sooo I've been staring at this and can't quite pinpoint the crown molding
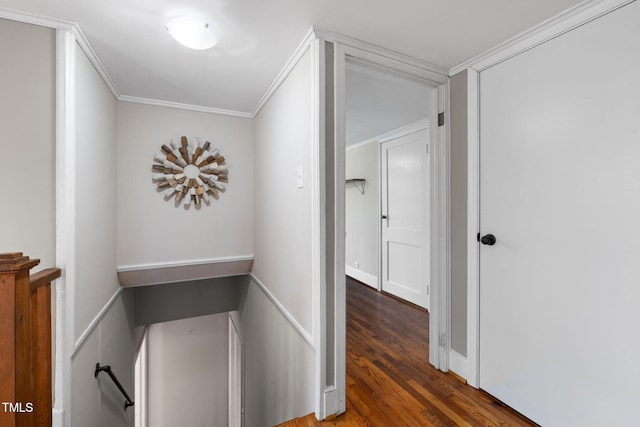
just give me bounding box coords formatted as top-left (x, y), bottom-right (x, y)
top-left (449, 0), bottom-right (635, 75)
top-left (250, 27), bottom-right (316, 118)
top-left (118, 95), bottom-right (253, 118)
top-left (0, 7), bottom-right (74, 30)
top-left (70, 24), bottom-right (120, 99)
top-left (0, 7), bottom-right (121, 101)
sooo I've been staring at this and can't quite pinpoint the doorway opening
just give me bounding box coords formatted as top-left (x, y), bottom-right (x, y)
top-left (345, 60), bottom-right (431, 307)
top-left (326, 40), bottom-right (450, 417)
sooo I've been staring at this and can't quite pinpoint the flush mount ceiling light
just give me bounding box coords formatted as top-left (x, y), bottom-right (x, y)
top-left (166, 17), bottom-right (219, 50)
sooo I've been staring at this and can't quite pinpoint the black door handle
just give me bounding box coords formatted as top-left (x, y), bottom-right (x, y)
top-left (480, 234), bottom-right (496, 246)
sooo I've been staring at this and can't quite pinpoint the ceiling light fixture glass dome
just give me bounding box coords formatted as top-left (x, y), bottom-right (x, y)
top-left (166, 17), bottom-right (219, 50)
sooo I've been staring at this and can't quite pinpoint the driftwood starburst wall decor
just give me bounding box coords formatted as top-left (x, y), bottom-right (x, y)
top-left (152, 136), bottom-right (228, 207)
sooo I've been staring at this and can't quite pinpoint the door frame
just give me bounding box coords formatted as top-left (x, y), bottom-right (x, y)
top-left (323, 31), bottom-right (450, 416)
top-left (462, 0), bottom-right (635, 389)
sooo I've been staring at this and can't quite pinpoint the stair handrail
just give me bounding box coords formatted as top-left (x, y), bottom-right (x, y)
top-left (94, 363), bottom-right (135, 410)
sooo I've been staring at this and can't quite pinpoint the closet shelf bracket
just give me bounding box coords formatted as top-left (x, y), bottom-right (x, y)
top-left (346, 178), bottom-right (366, 195)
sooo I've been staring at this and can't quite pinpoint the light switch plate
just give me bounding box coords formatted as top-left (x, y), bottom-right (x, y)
top-left (297, 165), bottom-right (304, 188)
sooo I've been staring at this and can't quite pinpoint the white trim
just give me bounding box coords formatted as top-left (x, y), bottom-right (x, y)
top-left (428, 82), bottom-right (451, 371)
top-left (314, 27), bottom-right (449, 79)
top-left (449, 0), bottom-right (635, 74)
top-left (345, 266), bottom-right (377, 289)
top-left (448, 350), bottom-right (468, 380)
top-left (228, 313), bottom-right (242, 427)
top-left (248, 273), bottom-right (315, 349)
top-left (117, 256), bottom-right (255, 287)
top-left (117, 255), bottom-right (255, 272)
top-left (250, 28), bottom-right (316, 117)
top-left (0, 7), bottom-right (74, 30)
top-left (346, 136), bottom-right (378, 151)
top-left (331, 41), bottom-right (450, 415)
top-left (311, 38), bottom-right (328, 420)
top-left (134, 328), bottom-right (148, 427)
top-left (333, 42), bottom-right (348, 416)
top-left (346, 119), bottom-right (429, 150)
top-left (377, 119), bottom-right (429, 143)
top-left (71, 287), bottom-right (123, 357)
top-left (70, 24), bottom-right (120, 99)
top-left (339, 44), bottom-right (448, 88)
top-left (54, 28), bottom-right (77, 427)
top-left (118, 95), bottom-right (253, 118)
top-left (466, 69), bottom-right (480, 389)
top-left (323, 386), bottom-right (338, 419)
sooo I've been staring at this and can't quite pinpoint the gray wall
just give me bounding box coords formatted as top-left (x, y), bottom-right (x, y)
top-left (0, 19), bottom-right (56, 269)
top-left (134, 276), bottom-right (241, 326)
top-left (70, 40), bottom-right (135, 427)
top-left (242, 44), bottom-right (318, 424)
top-left (71, 291), bottom-right (135, 427)
top-left (147, 313), bottom-right (229, 427)
top-left (345, 141), bottom-right (379, 286)
top-left (450, 71), bottom-right (468, 356)
top-left (238, 276), bottom-right (316, 426)
top-left (115, 101), bottom-right (254, 269)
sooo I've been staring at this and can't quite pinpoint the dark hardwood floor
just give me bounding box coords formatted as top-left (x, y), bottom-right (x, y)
top-left (281, 277), bottom-right (536, 426)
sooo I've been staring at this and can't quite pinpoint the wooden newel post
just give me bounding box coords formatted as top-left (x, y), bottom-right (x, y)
top-left (0, 252), bottom-right (59, 427)
top-left (0, 252), bottom-right (39, 427)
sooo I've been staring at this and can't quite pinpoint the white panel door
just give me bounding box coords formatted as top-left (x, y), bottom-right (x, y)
top-left (479, 2), bottom-right (640, 426)
top-left (381, 128), bottom-right (429, 309)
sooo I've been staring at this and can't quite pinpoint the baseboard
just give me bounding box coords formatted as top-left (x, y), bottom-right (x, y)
top-left (52, 408), bottom-right (64, 427)
top-left (345, 266), bottom-right (377, 289)
top-left (323, 386), bottom-right (338, 419)
top-left (449, 349), bottom-right (468, 381)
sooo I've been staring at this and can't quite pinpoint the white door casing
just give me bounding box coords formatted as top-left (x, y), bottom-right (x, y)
top-left (329, 38), bottom-right (449, 417)
top-left (478, 1), bottom-right (640, 425)
top-left (381, 128), bottom-right (430, 309)
top-left (228, 315), bottom-right (242, 427)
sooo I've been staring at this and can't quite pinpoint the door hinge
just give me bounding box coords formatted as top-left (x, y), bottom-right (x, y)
top-left (477, 232), bottom-right (480, 242)
top-left (439, 333), bottom-right (446, 347)
top-left (438, 112), bottom-right (445, 127)
top-left (427, 284), bottom-right (430, 295)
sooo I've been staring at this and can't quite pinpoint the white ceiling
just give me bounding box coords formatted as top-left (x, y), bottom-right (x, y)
top-left (0, 0), bottom-right (585, 115)
top-left (346, 62), bottom-right (430, 146)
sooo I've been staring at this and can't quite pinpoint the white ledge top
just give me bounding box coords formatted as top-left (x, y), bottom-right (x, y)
top-left (117, 256), bottom-right (254, 287)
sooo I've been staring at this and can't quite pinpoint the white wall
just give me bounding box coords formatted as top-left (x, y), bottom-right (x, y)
top-left (252, 48), bottom-right (314, 335)
top-left (345, 141), bottom-right (379, 287)
top-left (0, 18), bottom-right (56, 269)
top-left (116, 102), bottom-right (253, 268)
top-left (147, 313), bottom-right (229, 427)
top-left (70, 42), bottom-right (134, 427)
